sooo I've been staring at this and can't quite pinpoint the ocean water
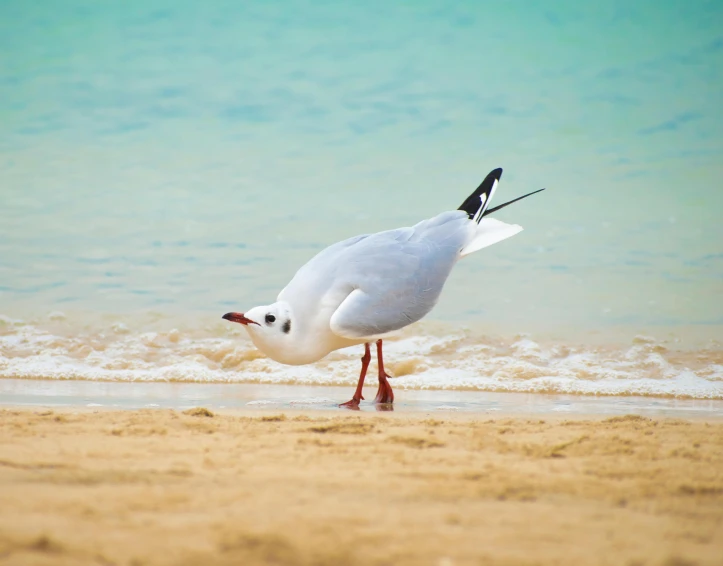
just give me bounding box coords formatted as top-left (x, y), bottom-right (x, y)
top-left (1, 1), bottom-right (722, 399)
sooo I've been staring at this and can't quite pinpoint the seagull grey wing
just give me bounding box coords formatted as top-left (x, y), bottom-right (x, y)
top-left (329, 211), bottom-right (473, 339)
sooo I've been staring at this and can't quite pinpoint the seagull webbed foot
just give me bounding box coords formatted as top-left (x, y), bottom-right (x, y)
top-left (374, 374), bottom-right (394, 405)
top-left (339, 397), bottom-right (363, 410)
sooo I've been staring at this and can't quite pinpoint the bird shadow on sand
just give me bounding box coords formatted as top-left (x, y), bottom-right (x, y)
top-left (338, 402), bottom-right (395, 412)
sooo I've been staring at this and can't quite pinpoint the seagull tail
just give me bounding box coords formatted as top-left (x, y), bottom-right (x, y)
top-left (457, 167), bottom-right (546, 257)
top-left (460, 217), bottom-right (524, 257)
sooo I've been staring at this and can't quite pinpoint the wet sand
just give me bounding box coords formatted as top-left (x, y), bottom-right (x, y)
top-left (1, 408), bottom-right (722, 566)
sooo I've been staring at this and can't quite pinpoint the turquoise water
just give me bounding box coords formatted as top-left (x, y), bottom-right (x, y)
top-left (1, 2), bottom-right (722, 397)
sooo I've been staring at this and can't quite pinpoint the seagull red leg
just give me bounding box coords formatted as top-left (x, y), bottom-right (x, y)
top-left (340, 343), bottom-right (371, 410)
top-left (374, 339), bottom-right (394, 404)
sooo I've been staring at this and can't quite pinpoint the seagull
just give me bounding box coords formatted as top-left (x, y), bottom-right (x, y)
top-left (223, 168), bottom-right (544, 408)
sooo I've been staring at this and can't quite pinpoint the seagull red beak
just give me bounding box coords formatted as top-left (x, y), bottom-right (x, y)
top-left (222, 312), bottom-right (260, 326)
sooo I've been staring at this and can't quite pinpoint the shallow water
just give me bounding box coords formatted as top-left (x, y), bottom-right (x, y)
top-left (1, 2), bottom-right (722, 400)
top-left (2, 379), bottom-right (722, 418)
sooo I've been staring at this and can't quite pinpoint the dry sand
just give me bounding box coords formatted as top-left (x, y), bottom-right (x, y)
top-left (0, 408), bottom-right (722, 566)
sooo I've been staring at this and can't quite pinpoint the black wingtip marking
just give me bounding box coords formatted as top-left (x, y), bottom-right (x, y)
top-left (482, 188), bottom-right (546, 217)
top-left (458, 168), bottom-right (503, 223)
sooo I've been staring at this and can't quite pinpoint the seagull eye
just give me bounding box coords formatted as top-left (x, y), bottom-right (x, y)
top-left (265, 314), bottom-right (276, 324)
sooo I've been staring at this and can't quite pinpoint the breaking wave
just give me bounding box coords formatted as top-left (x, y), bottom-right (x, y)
top-left (1, 313), bottom-right (721, 399)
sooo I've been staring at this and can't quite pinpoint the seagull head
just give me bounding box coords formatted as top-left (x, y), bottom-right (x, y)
top-left (222, 302), bottom-right (297, 362)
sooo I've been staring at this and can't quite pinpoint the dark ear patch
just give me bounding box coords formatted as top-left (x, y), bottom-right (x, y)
top-left (282, 319), bottom-right (291, 334)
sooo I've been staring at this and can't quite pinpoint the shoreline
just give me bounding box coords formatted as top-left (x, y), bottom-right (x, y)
top-left (2, 378), bottom-right (723, 419)
top-left (1, 407), bottom-right (722, 565)
top-left (3, 315), bottom-right (722, 400)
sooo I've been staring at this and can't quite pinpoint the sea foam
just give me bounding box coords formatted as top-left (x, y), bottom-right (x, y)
top-left (0, 315), bottom-right (721, 399)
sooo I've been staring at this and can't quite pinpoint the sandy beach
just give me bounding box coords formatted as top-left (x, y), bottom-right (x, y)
top-left (1, 408), bottom-right (721, 566)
